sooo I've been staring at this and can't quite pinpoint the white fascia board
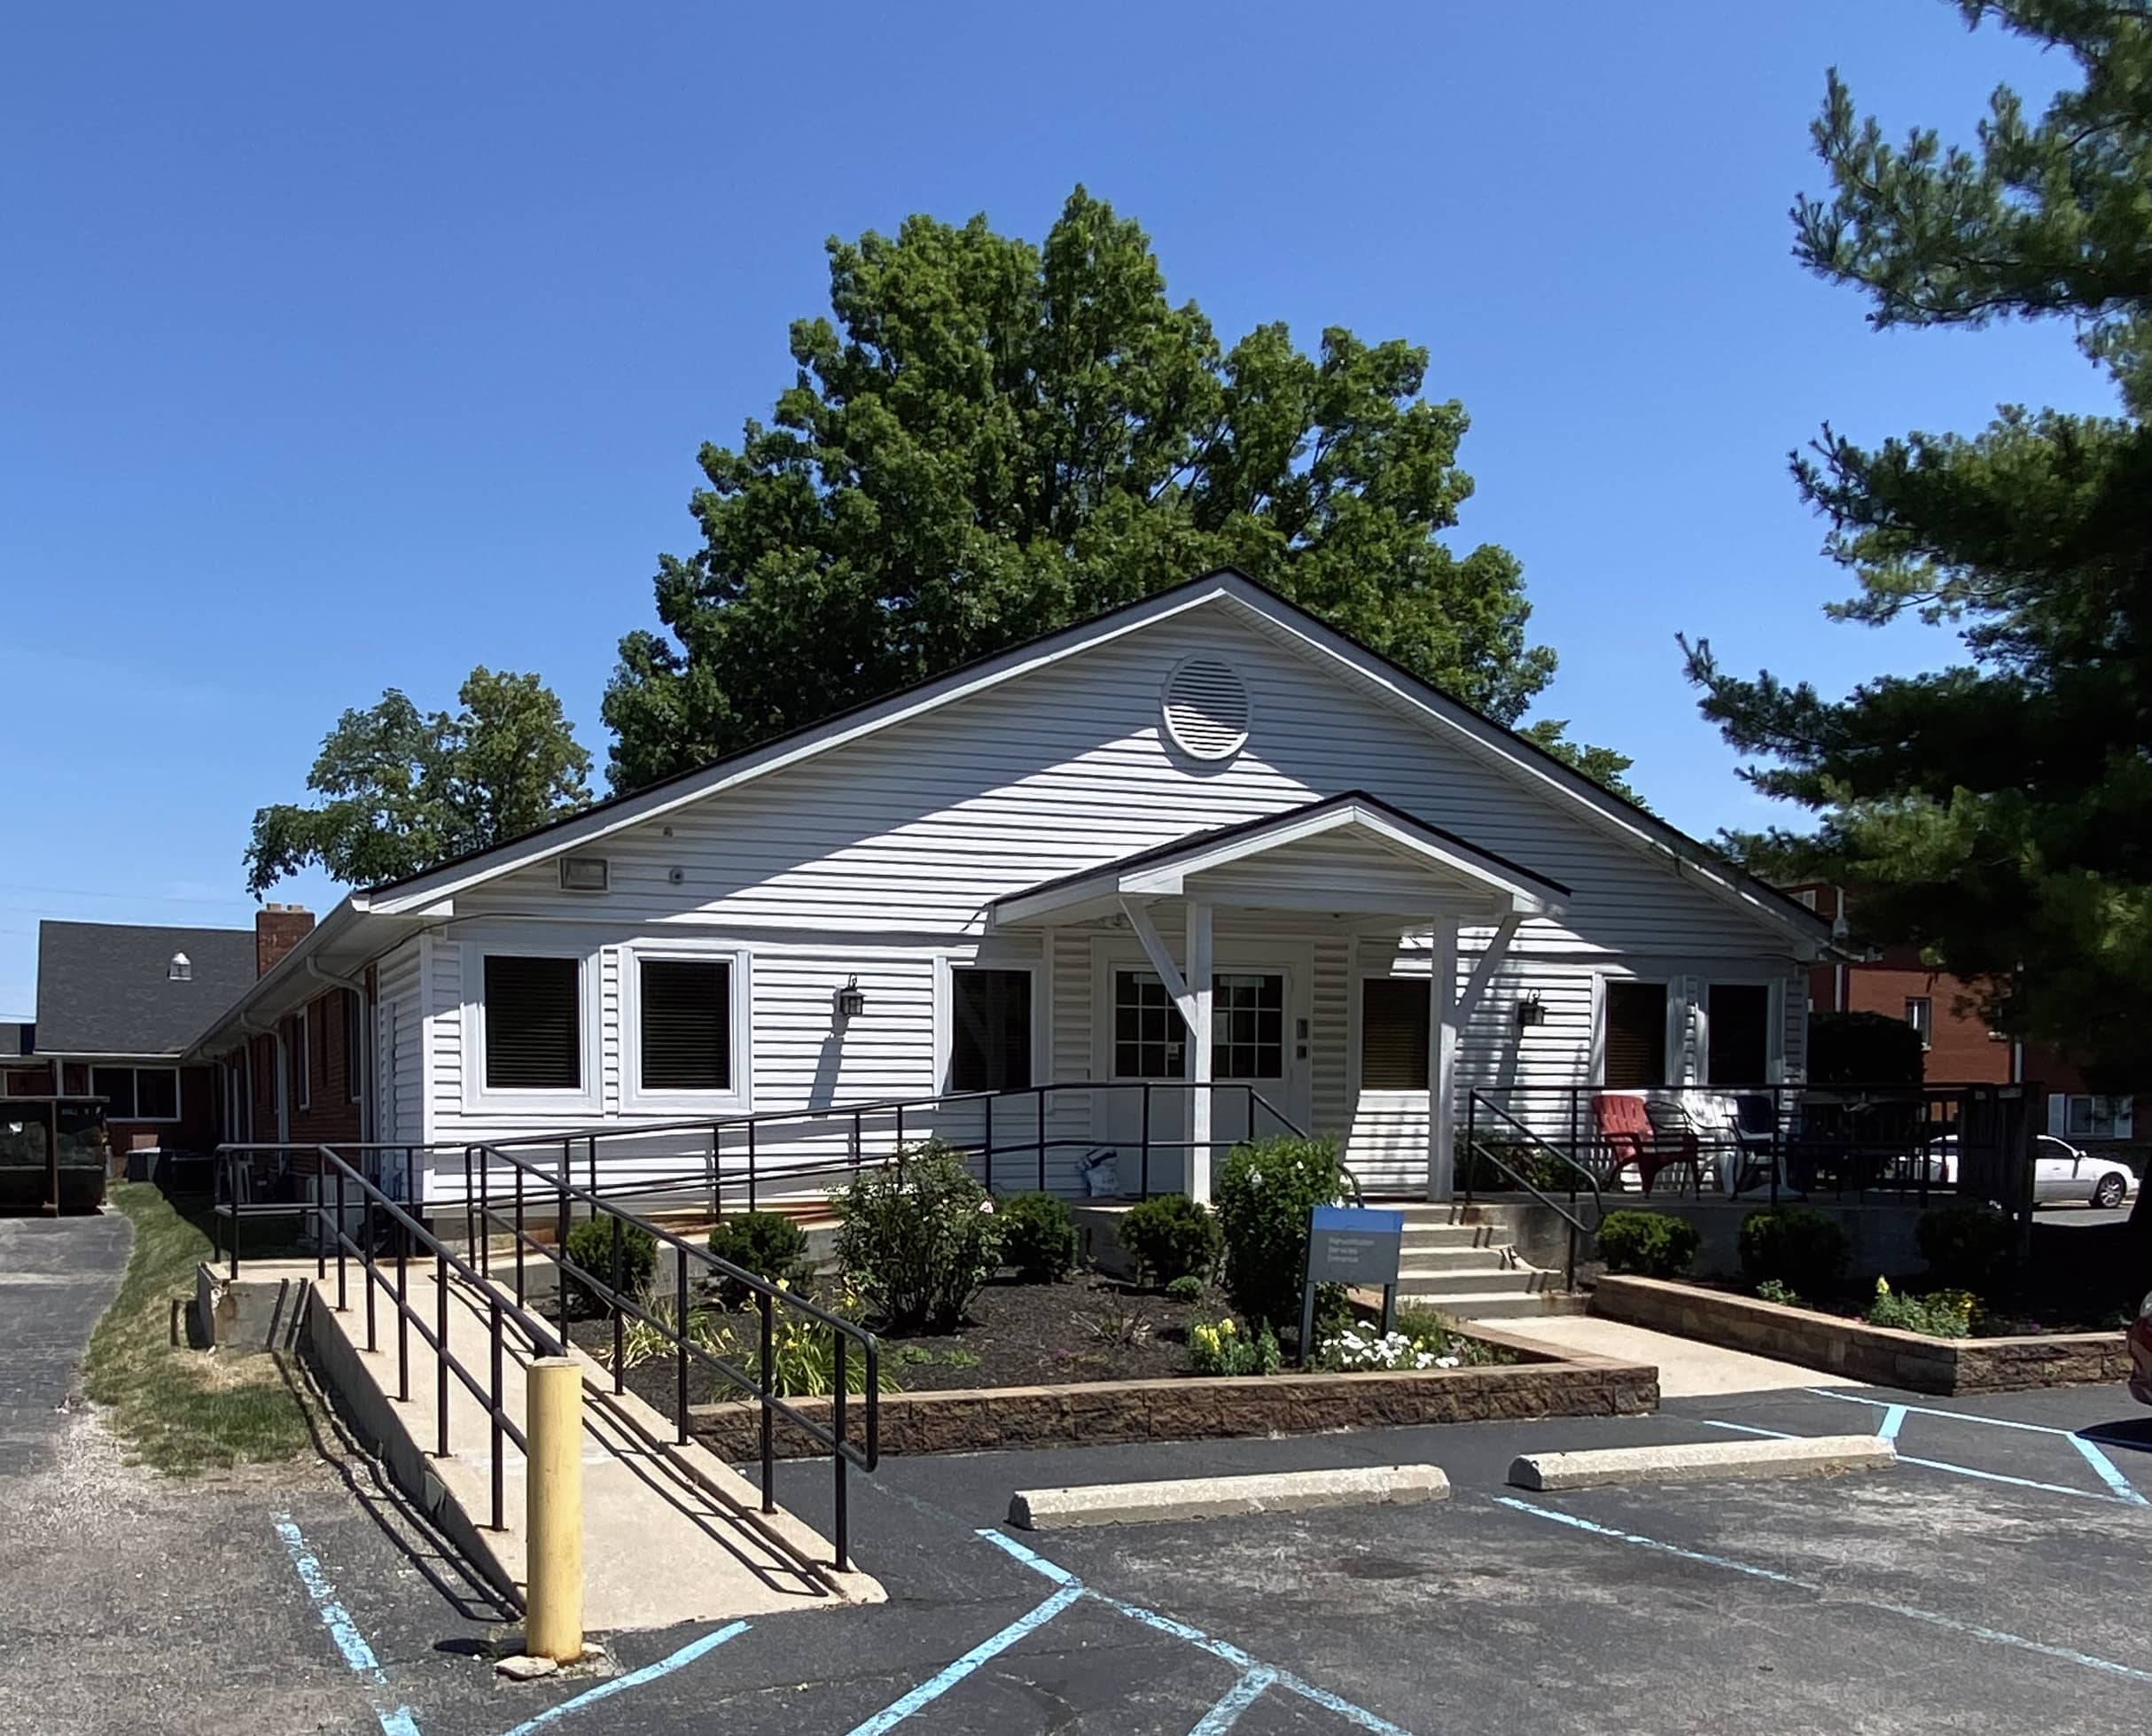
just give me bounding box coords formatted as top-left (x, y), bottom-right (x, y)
top-left (364, 583), bottom-right (1242, 915)
top-left (1120, 802), bottom-right (1563, 917)
top-left (1215, 586), bottom-right (1826, 948)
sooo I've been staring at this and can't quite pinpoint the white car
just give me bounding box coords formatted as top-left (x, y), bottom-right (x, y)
top-left (1921, 1133), bottom-right (2140, 1208)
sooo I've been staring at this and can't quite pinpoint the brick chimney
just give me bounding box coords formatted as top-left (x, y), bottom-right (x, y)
top-left (256, 903), bottom-right (315, 978)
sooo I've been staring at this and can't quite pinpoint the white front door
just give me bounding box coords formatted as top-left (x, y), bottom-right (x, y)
top-left (1093, 949), bottom-right (1308, 1194)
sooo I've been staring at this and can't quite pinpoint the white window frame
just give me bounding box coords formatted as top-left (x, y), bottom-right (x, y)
top-left (1702, 977), bottom-right (1789, 1086)
top-left (464, 938), bottom-right (602, 1114)
top-left (2052, 1093), bottom-right (2135, 1141)
top-left (935, 954), bottom-right (1047, 1096)
top-left (1904, 994), bottom-right (1933, 1050)
top-left (620, 940), bottom-right (752, 1115)
top-left (90, 1063), bottom-right (183, 1125)
top-left (295, 1008), bottom-right (310, 1111)
top-left (1593, 964), bottom-right (1793, 1089)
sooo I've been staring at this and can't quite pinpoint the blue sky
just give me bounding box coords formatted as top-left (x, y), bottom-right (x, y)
top-left (0, 2), bottom-right (2117, 1016)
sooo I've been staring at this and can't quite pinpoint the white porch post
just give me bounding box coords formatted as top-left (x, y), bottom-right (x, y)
top-left (1427, 918), bottom-right (1460, 1202)
top-left (1187, 899), bottom-right (1214, 1203)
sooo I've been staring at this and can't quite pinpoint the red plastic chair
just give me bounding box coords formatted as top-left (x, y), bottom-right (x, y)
top-left (1592, 1092), bottom-right (1699, 1195)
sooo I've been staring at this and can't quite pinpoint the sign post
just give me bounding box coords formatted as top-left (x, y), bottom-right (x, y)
top-left (1298, 1204), bottom-right (1406, 1366)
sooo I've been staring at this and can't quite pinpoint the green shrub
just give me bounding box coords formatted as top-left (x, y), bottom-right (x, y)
top-left (1866, 1277), bottom-right (1975, 1339)
top-left (706, 1211), bottom-right (814, 1309)
top-left (997, 1192), bottom-right (1079, 1282)
top-left (1754, 1278), bottom-right (1804, 1308)
top-left (836, 1140), bottom-right (1002, 1332)
top-left (562, 1216), bottom-right (658, 1315)
top-left (1188, 1315), bottom-right (1281, 1377)
top-left (1119, 1194), bottom-right (1222, 1287)
top-left (1594, 1210), bottom-right (1702, 1278)
top-left (1916, 1205), bottom-right (2017, 1291)
top-left (1738, 1205), bottom-right (1852, 1293)
top-left (1392, 1305), bottom-right (1514, 1366)
top-left (1214, 1136), bottom-right (1346, 1333)
top-left (1165, 1274), bottom-right (1207, 1303)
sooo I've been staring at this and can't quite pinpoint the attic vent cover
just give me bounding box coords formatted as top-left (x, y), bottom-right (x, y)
top-left (1161, 657), bottom-right (1251, 761)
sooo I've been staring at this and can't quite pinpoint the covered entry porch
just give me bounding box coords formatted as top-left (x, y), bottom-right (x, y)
top-left (986, 791), bottom-right (1569, 1203)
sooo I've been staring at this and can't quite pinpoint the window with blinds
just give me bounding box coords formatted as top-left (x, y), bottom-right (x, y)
top-left (949, 968), bottom-right (1031, 1092)
top-left (1361, 977), bottom-right (1431, 1090)
top-left (638, 958), bottom-right (732, 1092)
top-left (1707, 984), bottom-right (1771, 1086)
top-left (484, 955), bottom-right (582, 1090)
top-left (1603, 981), bottom-right (1668, 1088)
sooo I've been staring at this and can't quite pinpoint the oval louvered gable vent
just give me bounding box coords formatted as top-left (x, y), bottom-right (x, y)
top-left (1161, 657), bottom-right (1251, 761)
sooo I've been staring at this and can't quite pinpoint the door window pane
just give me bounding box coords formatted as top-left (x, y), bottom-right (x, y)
top-left (90, 1065), bottom-right (136, 1118)
top-left (135, 1067), bottom-right (179, 1121)
top-left (1113, 971), bottom-right (1187, 1078)
top-left (484, 955), bottom-right (582, 1090)
top-left (638, 958), bottom-right (732, 1091)
top-left (1603, 982), bottom-right (1668, 1088)
top-left (1213, 973), bottom-right (1283, 1080)
top-left (1361, 978), bottom-right (1431, 1090)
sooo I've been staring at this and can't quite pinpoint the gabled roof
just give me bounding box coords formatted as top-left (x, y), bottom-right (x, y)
top-left (992, 791), bottom-right (1570, 927)
top-left (354, 568), bottom-right (1829, 949)
top-left (35, 921), bottom-right (256, 1057)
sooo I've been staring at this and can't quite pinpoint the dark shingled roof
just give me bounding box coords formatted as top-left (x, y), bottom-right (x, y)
top-left (34, 922), bottom-right (256, 1057)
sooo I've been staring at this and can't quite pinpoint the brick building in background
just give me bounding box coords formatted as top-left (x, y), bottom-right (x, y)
top-left (7, 905), bottom-right (367, 1160)
top-left (1792, 882), bottom-right (2142, 1158)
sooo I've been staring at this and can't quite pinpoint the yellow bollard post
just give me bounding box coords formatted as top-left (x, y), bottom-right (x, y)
top-left (524, 1358), bottom-right (584, 1663)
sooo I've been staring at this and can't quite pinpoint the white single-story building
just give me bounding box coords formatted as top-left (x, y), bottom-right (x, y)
top-left (190, 569), bottom-right (1832, 1207)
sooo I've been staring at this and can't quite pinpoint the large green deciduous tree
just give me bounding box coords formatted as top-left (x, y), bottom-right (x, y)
top-left (246, 667), bottom-right (592, 895)
top-left (1685, 0), bottom-right (2152, 1086)
top-left (604, 187), bottom-right (1629, 797)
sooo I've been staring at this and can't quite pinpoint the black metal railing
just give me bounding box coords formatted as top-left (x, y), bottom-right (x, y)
top-left (459, 1080), bottom-right (1314, 1218)
top-left (212, 1140), bottom-right (879, 1576)
top-left (1461, 1081), bottom-right (2038, 1211)
top-left (1459, 1093), bottom-right (1605, 1290)
top-left (464, 1140), bottom-right (879, 1570)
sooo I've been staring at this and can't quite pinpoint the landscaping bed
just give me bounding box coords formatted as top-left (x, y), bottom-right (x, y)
top-left (1592, 1274), bottom-right (2132, 1396)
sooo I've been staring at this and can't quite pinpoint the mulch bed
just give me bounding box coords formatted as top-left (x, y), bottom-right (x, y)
top-left (1686, 1274), bottom-right (2129, 1338)
top-left (565, 1274), bottom-right (1220, 1421)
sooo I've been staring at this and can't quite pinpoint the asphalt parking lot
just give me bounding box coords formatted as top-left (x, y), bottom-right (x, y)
top-left (8, 1208), bottom-right (2149, 1736)
top-left (248, 1380), bottom-right (2152, 1736)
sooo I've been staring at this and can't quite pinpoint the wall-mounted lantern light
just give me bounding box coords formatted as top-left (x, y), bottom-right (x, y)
top-left (1514, 993), bottom-right (1546, 1028)
top-left (834, 975), bottom-right (867, 1022)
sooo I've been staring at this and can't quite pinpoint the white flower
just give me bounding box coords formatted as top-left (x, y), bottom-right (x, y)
top-left (1436, 1354), bottom-right (1460, 1368)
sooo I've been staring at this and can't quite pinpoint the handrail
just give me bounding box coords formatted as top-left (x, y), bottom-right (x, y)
top-left (213, 1139), bottom-right (874, 1576)
top-left (466, 1139), bottom-right (878, 1569)
top-left (1460, 1091), bottom-right (1608, 1292)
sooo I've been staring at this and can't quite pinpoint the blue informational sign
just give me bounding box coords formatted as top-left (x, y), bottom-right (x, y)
top-left (1305, 1205), bottom-right (1406, 1284)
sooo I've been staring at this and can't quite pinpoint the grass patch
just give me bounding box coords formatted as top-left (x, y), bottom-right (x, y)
top-left (83, 1182), bottom-right (311, 1474)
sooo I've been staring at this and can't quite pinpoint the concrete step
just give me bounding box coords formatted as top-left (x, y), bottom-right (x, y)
top-left (1395, 1265), bottom-right (1551, 1296)
top-left (1394, 1289), bottom-right (1557, 1320)
top-left (1399, 1223), bottom-right (1506, 1253)
top-left (1395, 1245), bottom-right (1515, 1274)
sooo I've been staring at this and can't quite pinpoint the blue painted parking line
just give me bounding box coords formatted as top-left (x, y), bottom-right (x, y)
top-left (2068, 1433), bottom-right (2152, 1506)
top-left (1801, 1387), bottom-right (2148, 1505)
top-left (843, 1584), bottom-right (1085, 1736)
top-left (271, 1515), bottom-right (424, 1736)
top-left (1496, 1497), bottom-right (2152, 1685)
top-left (1187, 1665), bottom-right (1279, 1735)
top-left (971, 1527), bottom-right (1418, 1736)
top-left (494, 1621), bottom-right (751, 1736)
top-left (1699, 1415), bottom-right (2130, 1503)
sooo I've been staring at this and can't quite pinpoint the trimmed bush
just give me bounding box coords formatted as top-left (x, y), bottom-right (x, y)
top-left (1866, 1277), bottom-right (1976, 1339)
top-left (836, 1140), bottom-right (1002, 1333)
top-left (1739, 1204), bottom-right (1852, 1293)
top-left (1165, 1274), bottom-right (1207, 1303)
top-left (562, 1216), bottom-right (658, 1315)
top-left (1916, 1205), bottom-right (2017, 1291)
top-left (1594, 1210), bottom-right (1702, 1279)
top-left (998, 1192), bottom-right (1079, 1283)
top-left (1213, 1136), bottom-right (1345, 1334)
top-left (707, 1211), bottom-right (814, 1309)
top-left (1119, 1193), bottom-right (1222, 1288)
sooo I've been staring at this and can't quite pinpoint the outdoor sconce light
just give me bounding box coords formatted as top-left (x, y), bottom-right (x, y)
top-left (1515, 994), bottom-right (1547, 1028)
top-left (834, 976), bottom-right (867, 1022)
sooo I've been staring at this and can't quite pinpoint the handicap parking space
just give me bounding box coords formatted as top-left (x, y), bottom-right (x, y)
top-left (277, 1380), bottom-right (2152, 1736)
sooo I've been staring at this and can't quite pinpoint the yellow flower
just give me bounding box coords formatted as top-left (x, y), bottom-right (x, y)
top-left (1875, 1276), bottom-right (1891, 1298)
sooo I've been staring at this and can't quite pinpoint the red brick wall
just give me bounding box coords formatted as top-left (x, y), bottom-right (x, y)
top-left (285, 986), bottom-right (363, 1145)
top-left (255, 905), bottom-right (316, 979)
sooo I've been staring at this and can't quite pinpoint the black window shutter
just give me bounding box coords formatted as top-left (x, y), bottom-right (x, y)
top-left (1604, 982), bottom-right (1668, 1088)
top-left (950, 969), bottom-right (1031, 1092)
top-left (639, 959), bottom-right (731, 1091)
top-left (485, 956), bottom-right (582, 1090)
top-left (1361, 978), bottom-right (1431, 1090)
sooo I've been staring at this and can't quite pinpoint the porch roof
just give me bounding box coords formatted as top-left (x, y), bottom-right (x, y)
top-left (990, 790), bottom-right (1570, 928)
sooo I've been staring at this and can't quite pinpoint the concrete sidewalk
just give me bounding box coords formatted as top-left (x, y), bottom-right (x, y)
top-left (1465, 1312), bottom-right (1857, 1397)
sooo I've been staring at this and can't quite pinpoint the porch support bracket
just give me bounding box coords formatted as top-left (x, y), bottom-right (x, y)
top-left (1119, 895), bottom-right (1216, 1203)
